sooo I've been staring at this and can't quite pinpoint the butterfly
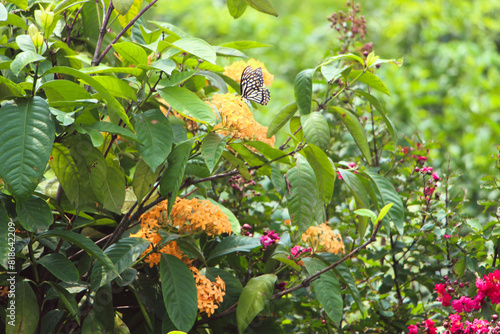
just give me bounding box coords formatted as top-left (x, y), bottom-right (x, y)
top-left (240, 66), bottom-right (270, 105)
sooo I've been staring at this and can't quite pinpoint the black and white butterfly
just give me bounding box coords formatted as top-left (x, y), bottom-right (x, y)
top-left (240, 66), bottom-right (270, 105)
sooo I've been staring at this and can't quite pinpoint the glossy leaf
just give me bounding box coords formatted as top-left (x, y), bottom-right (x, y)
top-left (364, 172), bottom-right (405, 235)
top-left (331, 106), bottom-right (371, 164)
top-left (36, 230), bottom-right (119, 276)
top-left (159, 140), bottom-right (193, 214)
top-left (38, 253), bottom-right (80, 282)
top-left (159, 87), bottom-right (216, 125)
top-left (160, 254), bottom-right (198, 332)
top-left (0, 97), bottom-right (55, 202)
top-left (0, 203), bottom-right (10, 269)
top-left (286, 155), bottom-right (321, 234)
top-left (134, 109), bottom-right (174, 172)
top-left (49, 143), bottom-right (83, 208)
top-left (338, 169), bottom-right (369, 238)
top-left (219, 40), bottom-right (271, 50)
top-left (320, 63), bottom-right (352, 82)
top-left (114, 0), bottom-right (134, 15)
top-left (40, 310), bottom-right (64, 334)
top-left (302, 144), bottom-right (335, 203)
top-left (10, 51), bottom-right (45, 76)
top-left (40, 80), bottom-right (91, 103)
top-left (92, 76), bottom-right (137, 102)
top-left (303, 112), bottom-right (330, 150)
top-left (244, 0), bottom-right (278, 17)
top-left (201, 133), bottom-right (227, 172)
top-left (355, 90), bottom-right (397, 144)
top-left (294, 69), bottom-right (315, 115)
top-left (16, 195), bottom-right (52, 232)
top-left (208, 235), bottom-right (261, 260)
top-left (230, 142), bottom-right (271, 176)
top-left (132, 159), bottom-right (158, 203)
top-left (46, 282), bottom-right (80, 323)
top-left (112, 42), bottom-right (148, 65)
top-left (236, 274), bottom-right (277, 333)
top-left (303, 258), bottom-right (343, 326)
top-left (350, 70), bottom-right (390, 96)
top-left (172, 37), bottom-right (217, 64)
top-left (7, 281), bottom-right (39, 334)
top-left (245, 141), bottom-right (291, 164)
top-left (86, 121), bottom-right (139, 142)
top-left (90, 237), bottom-right (150, 291)
top-left (117, 0), bottom-right (141, 30)
top-left (267, 101), bottom-right (297, 137)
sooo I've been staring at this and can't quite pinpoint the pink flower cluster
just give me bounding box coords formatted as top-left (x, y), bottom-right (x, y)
top-left (260, 230), bottom-right (280, 248)
top-left (409, 271), bottom-right (500, 334)
top-left (289, 245), bottom-right (312, 258)
top-left (337, 162), bottom-right (357, 180)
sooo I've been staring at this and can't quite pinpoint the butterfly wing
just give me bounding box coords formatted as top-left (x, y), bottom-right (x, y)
top-left (240, 66), bottom-right (270, 106)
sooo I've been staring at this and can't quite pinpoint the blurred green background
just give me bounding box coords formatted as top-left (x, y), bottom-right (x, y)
top-left (150, 0), bottom-right (500, 215)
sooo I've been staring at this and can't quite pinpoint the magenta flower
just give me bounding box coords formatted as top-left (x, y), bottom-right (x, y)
top-left (407, 324), bottom-right (418, 334)
top-left (443, 234), bottom-right (451, 239)
top-left (435, 283), bottom-right (452, 306)
top-left (417, 156), bottom-right (427, 162)
top-left (424, 319), bottom-right (437, 334)
top-left (432, 172), bottom-right (440, 181)
top-left (291, 245), bottom-right (302, 258)
top-left (452, 296), bottom-right (480, 313)
top-left (449, 313), bottom-right (463, 333)
top-left (260, 235), bottom-right (274, 248)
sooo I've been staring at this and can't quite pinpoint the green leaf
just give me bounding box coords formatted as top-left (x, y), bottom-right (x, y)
top-left (230, 142), bottom-right (271, 176)
top-left (81, 310), bottom-right (107, 333)
top-left (160, 254), bottom-right (197, 332)
top-left (320, 64), bottom-right (352, 82)
top-left (43, 67), bottom-right (133, 129)
top-left (286, 155), bottom-right (321, 234)
top-left (49, 143), bottom-right (84, 208)
top-left (6, 281), bottom-right (39, 334)
top-left (172, 37), bottom-right (217, 64)
top-left (40, 80), bottom-right (91, 103)
top-left (273, 256), bottom-right (301, 271)
top-left (303, 112), bottom-right (330, 150)
top-left (201, 133), bottom-right (227, 172)
top-left (0, 203), bottom-right (11, 269)
top-left (159, 140), bottom-right (193, 214)
top-left (0, 76), bottom-right (26, 101)
top-left (46, 282), bottom-right (80, 323)
top-left (38, 253), bottom-right (79, 282)
top-left (294, 69), bottom-right (315, 115)
top-left (16, 195), bottom-right (52, 232)
top-left (112, 42), bottom-right (148, 66)
top-left (301, 144), bottom-right (335, 203)
top-left (271, 165), bottom-right (285, 192)
top-left (245, 141), bottom-right (291, 164)
top-left (331, 106), bottom-right (371, 164)
top-left (197, 70), bottom-right (229, 93)
top-left (364, 172), bottom-right (405, 235)
top-left (10, 51), bottom-right (45, 76)
top-left (134, 109), bottom-right (174, 172)
top-left (132, 159), bottom-right (158, 203)
top-left (159, 71), bottom-right (196, 87)
top-left (377, 203), bottom-right (394, 223)
top-left (150, 59), bottom-right (176, 75)
top-left (36, 229), bottom-right (119, 276)
top-left (244, 0), bottom-right (278, 16)
top-left (40, 310), bottom-right (64, 334)
top-left (90, 237), bottom-right (150, 291)
top-left (219, 40), bottom-right (271, 50)
top-left (208, 235), bottom-right (261, 260)
top-left (0, 3), bottom-right (6, 21)
top-left (159, 87), bottom-right (216, 125)
top-left (86, 121), bottom-right (139, 142)
top-left (267, 101), bottom-right (297, 137)
top-left (0, 97), bottom-right (55, 202)
top-left (349, 70), bottom-right (391, 96)
top-left (79, 65), bottom-right (143, 77)
top-left (114, 0), bottom-right (133, 15)
top-left (227, 0), bottom-right (247, 18)
top-left (319, 53), bottom-right (365, 68)
top-left (355, 90), bottom-right (397, 144)
top-left (303, 258), bottom-right (343, 326)
top-left (237, 274), bottom-right (277, 333)
top-left (6, 0), bottom-right (27, 10)
top-left (338, 169), bottom-right (369, 238)
top-left (354, 208), bottom-right (378, 223)
top-left (92, 76), bottom-right (137, 102)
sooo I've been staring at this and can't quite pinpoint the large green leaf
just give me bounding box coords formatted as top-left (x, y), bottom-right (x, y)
top-left (172, 37), bottom-right (217, 64)
top-left (134, 109), bottom-right (174, 173)
top-left (0, 203), bottom-right (10, 269)
top-left (267, 101), bottom-right (297, 137)
top-left (331, 106), bottom-right (371, 164)
top-left (244, 0), bottom-right (278, 16)
top-left (40, 310), bottom-right (64, 334)
top-left (43, 66), bottom-right (133, 129)
top-left (36, 230), bottom-right (119, 276)
top-left (92, 76), bottom-right (137, 102)
top-left (0, 97), bottom-right (55, 202)
top-left (302, 112), bottom-right (330, 150)
top-left (355, 90), bottom-right (397, 144)
top-left (90, 237), bottom-right (150, 291)
top-left (6, 281), bottom-right (39, 334)
top-left (10, 51), bottom-right (45, 76)
top-left (159, 87), bottom-right (216, 125)
top-left (201, 133), bottom-right (227, 173)
top-left (227, 0), bottom-right (247, 18)
top-left (85, 121), bottom-right (139, 142)
top-left (38, 253), bottom-right (80, 282)
top-left (294, 69), bottom-right (315, 115)
top-left (160, 254), bottom-right (197, 332)
top-left (46, 282), bottom-right (80, 323)
top-left (208, 235), bottom-right (261, 260)
top-left (245, 141), bottom-right (291, 164)
top-left (49, 143), bottom-right (83, 208)
top-left (159, 140), bottom-right (193, 213)
top-left (349, 70), bottom-right (390, 96)
top-left (112, 42), bottom-right (148, 66)
top-left (286, 155), bottom-right (321, 234)
top-left (16, 195), bottom-right (53, 232)
top-left (81, 310), bottom-right (106, 333)
top-left (302, 144), bottom-right (335, 203)
top-left (338, 169), bottom-right (369, 238)
top-left (364, 172), bottom-right (405, 235)
top-left (114, 0), bottom-right (133, 15)
top-left (236, 274), bottom-right (277, 333)
top-left (229, 142), bottom-right (271, 176)
top-left (0, 76), bottom-right (26, 101)
top-left (219, 40), bottom-right (271, 50)
top-left (132, 159), bottom-right (158, 203)
top-left (40, 80), bottom-right (92, 103)
top-left (303, 258), bottom-right (343, 326)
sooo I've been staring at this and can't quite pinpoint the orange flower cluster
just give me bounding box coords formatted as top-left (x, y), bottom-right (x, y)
top-left (301, 223), bottom-right (345, 255)
top-left (207, 93), bottom-right (275, 147)
top-left (224, 59), bottom-right (274, 86)
top-left (191, 267), bottom-right (226, 317)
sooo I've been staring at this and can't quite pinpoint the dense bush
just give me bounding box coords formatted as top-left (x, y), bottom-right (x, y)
top-left (1, 0), bottom-right (500, 333)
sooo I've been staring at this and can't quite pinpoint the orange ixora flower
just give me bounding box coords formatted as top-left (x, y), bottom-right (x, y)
top-left (0, 286), bottom-right (9, 299)
top-left (207, 93), bottom-right (275, 147)
top-left (191, 267), bottom-right (226, 317)
top-left (224, 59), bottom-right (274, 86)
top-left (301, 223), bottom-right (345, 255)
top-left (130, 198), bottom-right (232, 266)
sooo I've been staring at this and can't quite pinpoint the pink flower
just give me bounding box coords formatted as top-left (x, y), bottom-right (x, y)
top-left (337, 171), bottom-right (343, 180)
top-left (424, 186), bottom-right (435, 196)
top-left (260, 235), bottom-right (273, 248)
top-left (424, 319), bottom-right (437, 334)
top-left (452, 296), bottom-right (480, 313)
top-left (291, 245), bottom-right (302, 258)
top-left (465, 319), bottom-right (490, 334)
top-left (407, 324), bottom-right (418, 334)
top-left (432, 172), bottom-right (440, 181)
top-left (436, 283), bottom-right (452, 306)
top-left (421, 166), bottom-right (433, 173)
top-left (449, 313), bottom-right (463, 333)
top-left (417, 156), bottom-right (427, 162)
top-left (444, 234), bottom-right (451, 239)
